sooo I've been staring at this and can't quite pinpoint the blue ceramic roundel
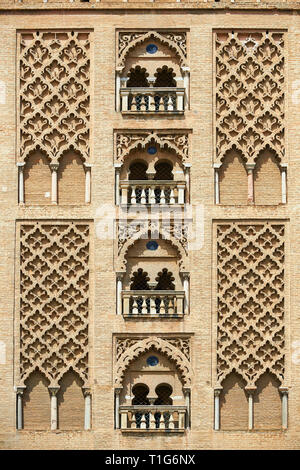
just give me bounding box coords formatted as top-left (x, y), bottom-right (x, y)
top-left (147, 146), bottom-right (157, 155)
top-left (147, 356), bottom-right (159, 366)
top-left (146, 241), bottom-right (158, 251)
top-left (146, 44), bottom-right (158, 54)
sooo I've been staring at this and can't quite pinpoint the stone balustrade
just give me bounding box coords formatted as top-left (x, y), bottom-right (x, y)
top-left (120, 87), bottom-right (185, 113)
top-left (122, 290), bottom-right (185, 317)
top-left (119, 405), bottom-right (187, 431)
top-left (120, 180), bottom-right (186, 205)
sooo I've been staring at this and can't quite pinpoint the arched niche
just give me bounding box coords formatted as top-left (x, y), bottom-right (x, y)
top-left (254, 149), bottom-right (282, 205)
top-left (219, 150), bottom-right (248, 205)
top-left (121, 37), bottom-right (183, 83)
top-left (220, 372), bottom-right (248, 430)
top-left (57, 370), bottom-right (85, 430)
top-left (24, 151), bottom-right (51, 205)
top-left (120, 146), bottom-right (184, 181)
top-left (23, 370), bottom-right (50, 430)
top-left (57, 151), bottom-right (85, 205)
top-left (123, 238), bottom-right (182, 291)
top-left (120, 349), bottom-right (185, 407)
top-left (253, 372), bottom-right (281, 430)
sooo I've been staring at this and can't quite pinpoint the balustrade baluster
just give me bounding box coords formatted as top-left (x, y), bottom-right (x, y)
top-left (169, 412), bottom-right (175, 429)
top-left (158, 95), bottom-right (164, 111)
top-left (167, 95), bottom-right (174, 111)
top-left (150, 296), bottom-right (156, 315)
top-left (168, 297), bottom-right (174, 315)
top-left (170, 188), bottom-right (175, 204)
top-left (160, 188), bottom-right (166, 204)
top-left (150, 188), bottom-right (156, 204)
top-left (132, 297), bottom-right (138, 314)
top-left (141, 297), bottom-right (147, 314)
top-left (140, 413), bottom-right (147, 429)
top-left (150, 411), bottom-right (156, 429)
top-left (149, 94), bottom-right (156, 111)
top-left (160, 297), bottom-right (166, 315)
top-left (131, 187), bottom-right (136, 204)
top-left (131, 412), bottom-right (137, 429)
top-left (141, 188), bottom-right (146, 204)
top-left (130, 95), bottom-right (137, 111)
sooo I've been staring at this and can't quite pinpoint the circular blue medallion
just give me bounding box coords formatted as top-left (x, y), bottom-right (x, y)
top-left (147, 356), bottom-right (159, 366)
top-left (146, 240), bottom-right (158, 251)
top-left (147, 146), bottom-right (157, 155)
top-left (146, 44), bottom-right (158, 54)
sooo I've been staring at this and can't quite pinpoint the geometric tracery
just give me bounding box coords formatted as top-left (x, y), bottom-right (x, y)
top-left (19, 31), bottom-right (90, 164)
top-left (19, 222), bottom-right (90, 387)
top-left (217, 222), bottom-right (285, 388)
top-left (215, 31), bottom-right (285, 165)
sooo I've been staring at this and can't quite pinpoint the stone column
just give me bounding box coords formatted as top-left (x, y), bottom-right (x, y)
top-left (183, 387), bottom-right (190, 429)
top-left (280, 387), bottom-right (288, 429)
top-left (182, 66), bottom-right (190, 109)
top-left (183, 163), bottom-right (191, 203)
top-left (84, 163), bottom-right (92, 204)
top-left (49, 387), bottom-right (59, 430)
top-left (182, 272), bottom-right (190, 314)
top-left (114, 164), bottom-right (122, 205)
top-left (116, 72), bottom-right (121, 112)
top-left (17, 162), bottom-right (25, 205)
top-left (214, 388), bottom-right (222, 430)
top-left (246, 388), bottom-right (255, 430)
top-left (120, 78), bottom-right (129, 111)
top-left (115, 388), bottom-right (122, 429)
top-left (116, 272), bottom-right (124, 315)
top-left (83, 387), bottom-right (91, 430)
top-left (213, 164), bottom-right (221, 204)
top-left (50, 164), bottom-right (59, 205)
top-left (16, 386), bottom-right (26, 430)
top-left (246, 163), bottom-right (255, 204)
top-left (280, 164), bottom-right (287, 204)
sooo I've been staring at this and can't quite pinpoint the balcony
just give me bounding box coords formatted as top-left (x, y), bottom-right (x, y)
top-left (120, 87), bottom-right (185, 114)
top-left (122, 290), bottom-right (185, 318)
top-left (120, 180), bottom-right (186, 205)
top-left (119, 405), bottom-right (187, 432)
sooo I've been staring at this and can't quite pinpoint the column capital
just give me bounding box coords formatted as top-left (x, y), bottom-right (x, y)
top-left (181, 271), bottom-right (190, 280)
top-left (50, 163), bottom-right (59, 171)
top-left (115, 387), bottom-right (122, 395)
top-left (114, 163), bottom-right (122, 170)
top-left (183, 387), bottom-right (191, 396)
top-left (48, 386), bottom-right (59, 396)
top-left (82, 386), bottom-right (92, 397)
top-left (16, 386), bottom-right (26, 395)
top-left (213, 163), bottom-right (222, 170)
top-left (214, 386), bottom-right (222, 396)
top-left (280, 163), bottom-right (288, 169)
top-left (245, 386), bottom-right (256, 394)
top-left (246, 163), bottom-right (256, 171)
top-left (116, 271), bottom-right (125, 281)
top-left (84, 163), bottom-right (93, 169)
top-left (17, 162), bottom-right (26, 168)
top-left (279, 386), bottom-right (289, 395)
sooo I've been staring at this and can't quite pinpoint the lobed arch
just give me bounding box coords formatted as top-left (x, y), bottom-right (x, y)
top-left (117, 224), bottom-right (188, 273)
top-left (117, 31), bottom-right (188, 74)
top-left (116, 132), bottom-right (189, 165)
top-left (114, 337), bottom-right (192, 389)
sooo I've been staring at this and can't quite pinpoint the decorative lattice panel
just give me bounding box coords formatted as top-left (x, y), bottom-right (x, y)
top-left (19, 223), bottom-right (90, 387)
top-left (19, 31), bottom-right (90, 163)
top-left (216, 222), bottom-right (285, 388)
top-left (215, 31), bottom-right (285, 164)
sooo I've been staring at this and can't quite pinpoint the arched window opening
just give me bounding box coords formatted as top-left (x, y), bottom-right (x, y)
top-left (130, 269), bottom-right (150, 314)
top-left (132, 384), bottom-right (150, 428)
top-left (57, 370), bottom-right (84, 430)
top-left (154, 161), bottom-right (173, 180)
top-left (129, 162), bottom-right (148, 180)
top-left (155, 268), bottom-right (175, 290)
top-left (127, 66), bottom-right (149, 88)
top-left (154, 66), bottom-right (176, 87)
top-left (154, 161), bottom-right (174, 203)
top-left (130, 268), bottom-right (150, 290)
top-left (154, 383), bottom-right (173, 429)
top-left (23, 371), bottom-right (50, 430)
